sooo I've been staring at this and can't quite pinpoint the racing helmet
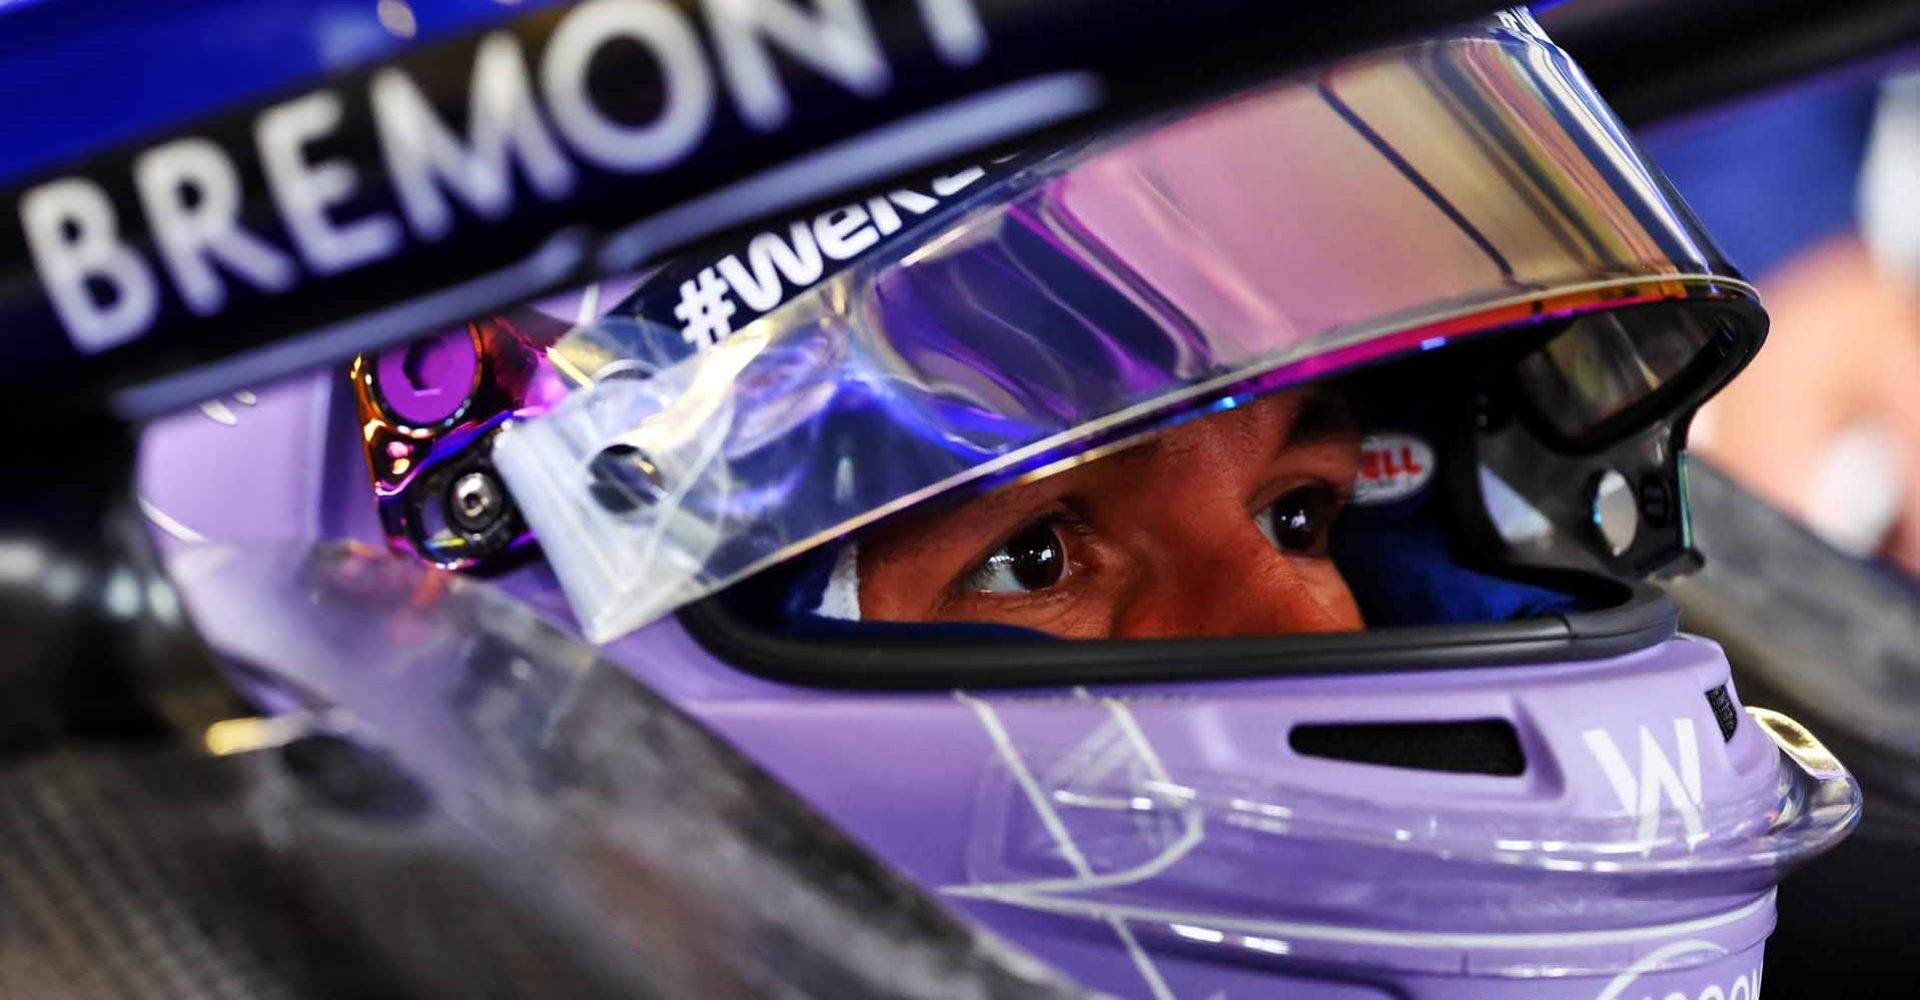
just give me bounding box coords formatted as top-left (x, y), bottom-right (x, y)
top-left (142, 10), bottom-right (1858, 1000)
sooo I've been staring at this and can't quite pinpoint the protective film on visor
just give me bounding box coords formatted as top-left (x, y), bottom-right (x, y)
top-left (494, 13), bottom-right (1759, 643)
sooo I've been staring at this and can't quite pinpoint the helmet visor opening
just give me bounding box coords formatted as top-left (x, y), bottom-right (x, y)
top-left (673, 569), bottom-right (1674, 690)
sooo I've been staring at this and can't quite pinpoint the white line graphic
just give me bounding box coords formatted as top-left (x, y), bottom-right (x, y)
top-left (974, 886), bottom-right (1774, 952)
top-left (139, 498), bottom-right (208, 543)
top-left (955, 691), bottom-right (1177, 1000)
top-left (946, 693), bottom-right (1204, 900)
top-left (198, 400), bottom-right (239, 426)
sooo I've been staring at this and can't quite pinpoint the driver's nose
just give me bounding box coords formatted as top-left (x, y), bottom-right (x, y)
top-left (1110, 514), bottom-right (1361, 638)
top-left (1101, 418), bottom-right (1362, 639)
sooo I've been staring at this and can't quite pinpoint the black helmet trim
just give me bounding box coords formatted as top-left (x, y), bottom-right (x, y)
top-left (676, 579), bottom-right (1676, 690)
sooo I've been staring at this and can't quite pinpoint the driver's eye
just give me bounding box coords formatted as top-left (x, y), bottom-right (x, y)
top-left (1258, 483), bottom-right (1345, 556)
top-left (964, 521), bottom-right (1067, 594)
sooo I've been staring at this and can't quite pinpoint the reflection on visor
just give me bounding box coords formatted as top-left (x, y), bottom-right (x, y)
top-left (1516, 308), bottom-right (1728, 444)
top-left (496, 14), bottom-right (1761, 643)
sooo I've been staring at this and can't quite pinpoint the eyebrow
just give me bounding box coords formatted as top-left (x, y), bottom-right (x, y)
top-left (1284, 386), bottom-right (1361, 446)
top-left (944, 384), bottom-right (1360, 522)
top-left (1106, 384), bottom-right (1359, 469)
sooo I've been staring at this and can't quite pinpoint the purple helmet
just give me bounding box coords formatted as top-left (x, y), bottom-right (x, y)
top-left (142, 10), bottom-right (1859, 1000)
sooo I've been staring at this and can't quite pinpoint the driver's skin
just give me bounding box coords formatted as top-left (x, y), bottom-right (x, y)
top-left (856, 387), bottom-right (1367, 639)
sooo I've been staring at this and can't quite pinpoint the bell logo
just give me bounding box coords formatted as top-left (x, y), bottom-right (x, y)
top-left (1581, 718), bottom-right (1707, 850)
top-left (1351, 433), bottom-right (1433, 505)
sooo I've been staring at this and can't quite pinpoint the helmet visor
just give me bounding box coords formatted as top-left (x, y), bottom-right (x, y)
top-left (494, 15), bottom-right (1760, 643)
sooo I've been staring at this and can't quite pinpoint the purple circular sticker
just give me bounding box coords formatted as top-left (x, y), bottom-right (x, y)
top-left (374, 328), bottom-right (479, 426)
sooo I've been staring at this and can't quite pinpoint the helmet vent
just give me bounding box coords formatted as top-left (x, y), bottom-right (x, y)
top-left (1288, 720), bottom-right (1525, 776)
top-left (1705, 685), bottom-right (1739, 741)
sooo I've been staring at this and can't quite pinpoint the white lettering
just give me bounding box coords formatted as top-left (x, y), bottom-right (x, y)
top-left (706, 0), bottom-right (888, 130)
top-left (866, 194), bottom-right (903, 235)
top-left (930, 164), bottom-right (986, 197)
top-left (19, 178), bottom-right (159, 352)
top-left (677, 165), bottom-right (984, 345)
top-left (813, 204), bottom-right (877, 259)
top-left (867, 176), bottom-right (967, 237)
top-left (1591, 940), bottom-right (1759, 1000)
top-left (134, 139), bottom-right (297, 315)
top-left (914, 0), bottom-right (987, 65)
top-left (1583, 718), bottom-right (1707, 850)
top-left (373, 32), bottom-right (576, 240)
top-left (257, 91), bottom-right (403, 275)
top-left (887, 188), bottom-right (940, 213)
top-left (715, 222), bottom-right (823, 311)
top-left (542, 0), bottom-right (716, 172)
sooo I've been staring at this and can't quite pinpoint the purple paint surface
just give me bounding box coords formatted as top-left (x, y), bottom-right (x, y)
top-left (373, 328), bottom-right (478, 426)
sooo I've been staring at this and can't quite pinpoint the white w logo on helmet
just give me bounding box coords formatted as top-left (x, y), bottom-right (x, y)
top-left (1583, 719), bottom-right (1707, 851)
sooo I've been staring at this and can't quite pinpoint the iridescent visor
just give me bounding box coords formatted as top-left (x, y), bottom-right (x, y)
top-left (495, 18), bottom-right (1761, 643)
